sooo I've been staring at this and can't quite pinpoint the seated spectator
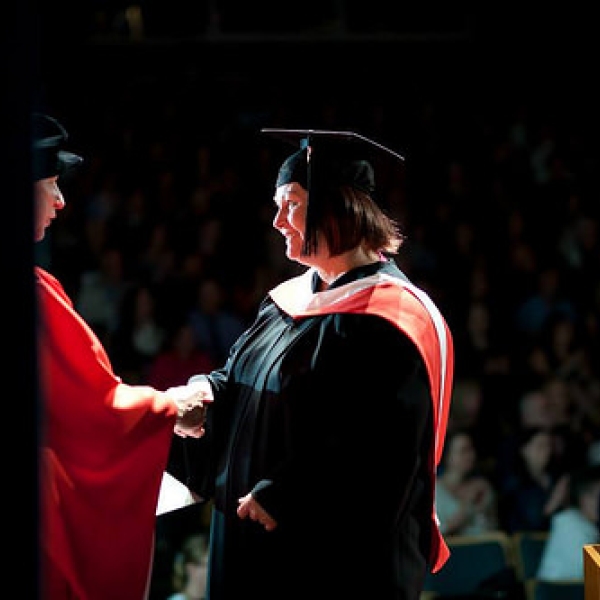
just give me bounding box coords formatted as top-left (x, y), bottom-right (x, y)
top-left (542, 374), bottom-right (589, 472)
top-left (166, 532), bottom-right (209, 600)
top-left (498, 426), bottom-right (570, 533)
top-left (537, 464), bottom-right (600, 581)
top-left (495, 387), bottom-right (555, 486)
top-left (187, 277), bottom-right (247, 365)
top-left (75, 246), bottom-right (130, 345)
top-left (514, 265), bottom-right (576, 341)
top-left (447, 378), bottom-right (483, 434)
top-left (148, 322), bottom-right (217, 490)
top-left (147, 322), bottom-right (216, 390)
top-left (110, 283), bottom-right (167, 383)
top-left (446, 377), bottom-right (500, 468)
top-left (436, 429), bottom-right (499, 536)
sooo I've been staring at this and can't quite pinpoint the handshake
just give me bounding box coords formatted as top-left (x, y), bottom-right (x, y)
top-left (166, 380), bottom-right (213, 438)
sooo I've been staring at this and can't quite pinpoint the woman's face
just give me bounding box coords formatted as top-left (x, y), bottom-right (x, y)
top-left (273, 182), bottom-right (326, 267)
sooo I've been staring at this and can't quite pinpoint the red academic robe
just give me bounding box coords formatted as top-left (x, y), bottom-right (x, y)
top-left (270, 268), bottom-right (454, 572)
top-left (36, 266), bottom-right (177, 600)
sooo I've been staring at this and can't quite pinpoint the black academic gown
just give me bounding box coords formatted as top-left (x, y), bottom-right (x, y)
top-left (190, 259), bottom-right (451, 600)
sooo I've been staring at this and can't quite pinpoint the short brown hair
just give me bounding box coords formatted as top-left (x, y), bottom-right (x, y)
top-left (305, 185), bottom-right (404, 257)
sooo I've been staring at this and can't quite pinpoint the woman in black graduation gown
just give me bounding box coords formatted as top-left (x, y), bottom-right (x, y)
top-left (184, 129), bottom-right (455, 600)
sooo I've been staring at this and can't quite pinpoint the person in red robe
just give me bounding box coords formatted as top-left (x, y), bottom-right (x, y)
top-left (32, 112), bottom-right (209, 600)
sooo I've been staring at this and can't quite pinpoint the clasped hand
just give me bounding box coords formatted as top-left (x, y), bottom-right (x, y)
top-left (166, 382), bottom-right (213, 438)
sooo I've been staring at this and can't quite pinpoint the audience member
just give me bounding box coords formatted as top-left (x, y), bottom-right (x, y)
top-left (514, 264), bottom-right (577, 342)
top-left (147, 322), bottom-right (216, 391)
top-left (436, 429), bottom-right (499, 536)
top-left (447, 378), bottom-right (483, 434)
top-left (186, 277), bottom-right (247, 365)
top-left (498, 427), bottom-right (570, 533)
top-left (74, 245), bottom-right (131, 345)
top-left (166, 532), bottom-right (209, 600)
top-left (537, 464), bottom-right (600, 581)
top-left (110, 283), bottom-right (167, 383)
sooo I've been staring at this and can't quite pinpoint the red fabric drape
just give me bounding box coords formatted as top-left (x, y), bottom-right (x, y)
top-left (36, 267), bottom-right (177, 599)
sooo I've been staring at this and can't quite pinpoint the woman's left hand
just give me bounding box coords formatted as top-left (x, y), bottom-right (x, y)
top-left (237, 493), bottom-right (278, 531)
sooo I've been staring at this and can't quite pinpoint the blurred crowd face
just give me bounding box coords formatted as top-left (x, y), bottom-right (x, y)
top-left (445, 432), bottom-right (477, 477)
top-left (520, 429), bottom-right (553, 474)
top-left (520, 391), bottom-right (554, 429)
top-left (185, 555), bottom-right (208, 599)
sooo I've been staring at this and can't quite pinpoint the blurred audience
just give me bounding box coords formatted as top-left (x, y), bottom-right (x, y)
top-left (110, 283), bottom-right (167, 383)
top-left (147, 322), bottom-right (216, 390)
top-left (74, 246), bottom-right (131, 345)
top-left (186, 277), bottom-right (247, 365)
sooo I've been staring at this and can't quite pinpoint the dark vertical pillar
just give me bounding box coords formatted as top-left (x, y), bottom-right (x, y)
top-left (2, 1), bottom-right (40, 598)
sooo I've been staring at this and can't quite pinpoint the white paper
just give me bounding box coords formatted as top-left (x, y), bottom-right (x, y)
top-left (156, 471), bottom-right (197, 516)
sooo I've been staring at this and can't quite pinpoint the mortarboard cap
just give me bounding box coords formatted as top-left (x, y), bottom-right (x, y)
top-left (261, 128), bottom-right (404, 254)
top-left (31, 113), bottom-right (83, 181)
